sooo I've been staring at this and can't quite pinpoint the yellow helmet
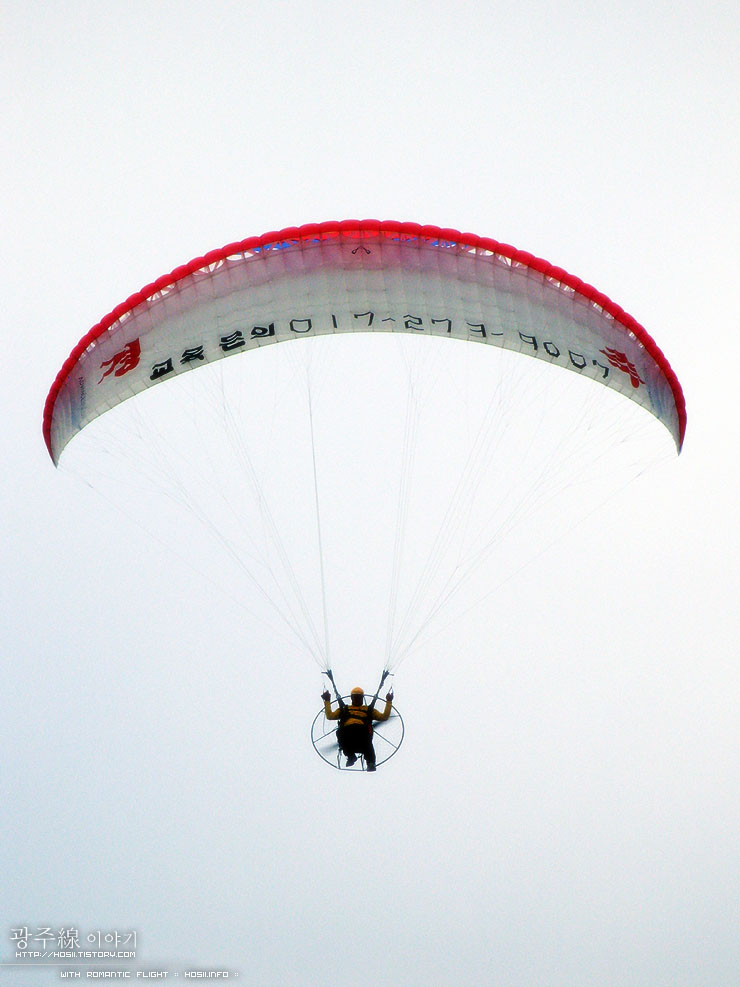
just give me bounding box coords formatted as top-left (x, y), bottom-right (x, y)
top-left (351, 687), bottom-right (364, 696)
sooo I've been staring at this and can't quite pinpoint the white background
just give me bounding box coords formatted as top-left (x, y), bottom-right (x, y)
top-left (3, 2), bottom-right (739, 984)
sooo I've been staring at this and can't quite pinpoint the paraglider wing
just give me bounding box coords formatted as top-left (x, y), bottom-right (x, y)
top-left (44, 220), bottom-right (686, 465)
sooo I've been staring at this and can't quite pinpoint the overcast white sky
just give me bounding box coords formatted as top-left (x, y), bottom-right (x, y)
top-left (3, 1), bottom-right (740, 984)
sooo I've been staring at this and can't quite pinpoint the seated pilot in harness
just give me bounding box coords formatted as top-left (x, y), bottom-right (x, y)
top-left (321, 686), bottom-right (393, 771)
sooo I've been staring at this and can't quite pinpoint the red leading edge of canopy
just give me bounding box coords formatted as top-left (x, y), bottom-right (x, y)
top-left (43, 219), bottom-right (687, 458)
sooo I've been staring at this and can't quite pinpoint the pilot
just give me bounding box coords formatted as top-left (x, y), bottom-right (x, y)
top-left (321, 686), bottom-right (393, 771)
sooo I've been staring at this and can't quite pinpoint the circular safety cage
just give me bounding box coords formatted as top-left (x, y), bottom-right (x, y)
top-left (311, 698), bottom-right (405, 771)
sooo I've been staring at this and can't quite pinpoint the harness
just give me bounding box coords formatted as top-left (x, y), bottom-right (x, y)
top-left (339, 704), bottom-right (373, 736)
